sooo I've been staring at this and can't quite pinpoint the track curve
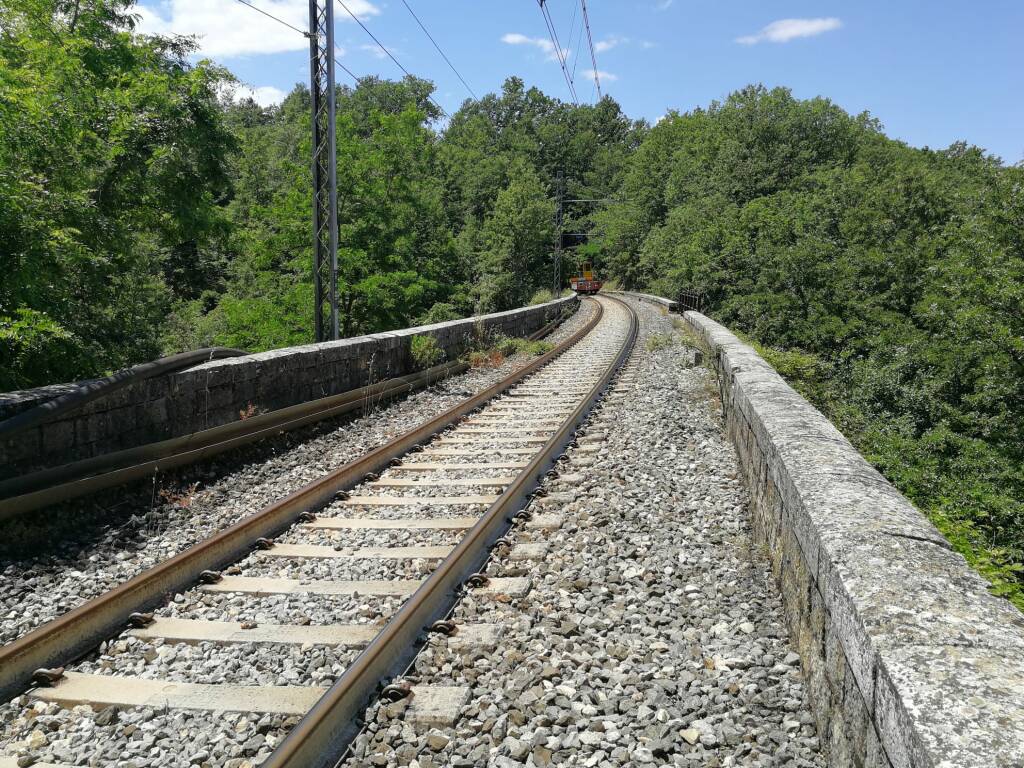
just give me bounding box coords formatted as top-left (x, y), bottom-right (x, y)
top-left (0, 296), bottom-right (637, 768)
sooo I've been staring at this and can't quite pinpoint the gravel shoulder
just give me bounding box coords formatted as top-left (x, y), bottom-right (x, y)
top-left (0, 302), bottom-right (593, 648)
top-left (340, 297), bottom-right (826, 768)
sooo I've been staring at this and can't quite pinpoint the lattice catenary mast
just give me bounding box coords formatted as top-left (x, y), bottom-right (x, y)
top-left (308, 0), bottom-right (340, 341)
top-left (553, 170), bottom-right (564, 295)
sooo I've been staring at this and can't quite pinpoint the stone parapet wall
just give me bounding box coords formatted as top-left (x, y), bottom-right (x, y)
top-left (679, 309), bottom-right (1024, 768)
top-left (0, 297), bottom-right (577, 479)
top-left (611, 291), bottom-right (678, 312)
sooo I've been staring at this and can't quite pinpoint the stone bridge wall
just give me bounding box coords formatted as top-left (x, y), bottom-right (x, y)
top-left (0, 297), bottom-right (577, 480)
top-left (679, 308), bottom-right (1024, 768)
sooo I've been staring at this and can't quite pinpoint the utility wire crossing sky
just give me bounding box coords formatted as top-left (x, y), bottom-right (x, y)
top-left (137, 0), bottom-right (1024, 164)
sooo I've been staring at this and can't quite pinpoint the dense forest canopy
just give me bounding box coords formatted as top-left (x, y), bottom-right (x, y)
top-left (1, 1), bottom-right (1022, 605)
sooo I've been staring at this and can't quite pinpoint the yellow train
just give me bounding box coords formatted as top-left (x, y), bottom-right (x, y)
top-left (569, 262), bottom-right (603, 295)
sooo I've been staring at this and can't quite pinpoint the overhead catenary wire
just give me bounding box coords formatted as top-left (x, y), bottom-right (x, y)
top-left (537, 0), bottom-right (578, 105)
top-left (538, 0), bottom-right (577, 104)
top-left (230, 0), bottom-right (360, 85)
top-left (579, 0), bottom-right (602, 100)
top-left (564, 0), bottom-right (579, 84)
top-left (336, 0), bottom-right (450, 117)
top-left (334, 54), bottom-right (360, 86)
top-left (398, 0), bottom-right (477, 100)
top-left (570, 0), bottom-right (586, 85)
top-left (565, 0), bottom-right (578, 55)
top-left (232, 0), bottom-right (306, 36)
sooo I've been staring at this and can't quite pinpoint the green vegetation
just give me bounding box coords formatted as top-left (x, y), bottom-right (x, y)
top-left (0, 0), bottom-right (235, 389)
top-left (409, 335), bottom-right (443, 370)
top-left (505, 338), bottom-right (554, 357)
top-left (2, 1), bottom-right (635, 389)
top-left (529, 289), bottom-right (555, 305)
top-left (467, 336), bottom-right (553, 369)
top-left (593, 86), bottom-right (1024, 608)
top-left (489, 335), bottom-right (554, 359)
top-left (645, 333), bottom-right (675, 352)
top-left (2, 3), bottom-right (1021, 604)
top-left (415, 303), bottom-right (461, 326)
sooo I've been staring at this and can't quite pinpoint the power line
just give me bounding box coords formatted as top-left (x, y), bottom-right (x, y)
top-left (232, 0), bottom-right (306, 36)
top-left (336, 0), bottom-right (450, 117)
top-left (398, 0), bottom-right (477, 100)
top-left (334, 54), bottom-right (360, 85)
top-left (579, 0), bottom-right (601, 100)
top-left (539, 1), bottom-right (577, 103)
top-left (570, 1), bottom-right (586, 85)
top-left (536, 0), bottom-right (578, 105)
top-left (565, 0), bottom-right (579, 64)
top-left (230, 0), bottom-right (360, 85)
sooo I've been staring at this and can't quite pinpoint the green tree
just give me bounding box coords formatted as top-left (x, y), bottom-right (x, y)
top-left (475, 162), bottom-right (555, 312)
top-left (181, 77), bottom-right (465, 350)
top-left (0, 0), bottom-right (235, 388)
top-left (595, 84), bottom-right (1024, 605)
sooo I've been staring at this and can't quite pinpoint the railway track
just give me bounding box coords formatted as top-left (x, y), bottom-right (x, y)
top-left (0, 295), bottom-right (638, 768)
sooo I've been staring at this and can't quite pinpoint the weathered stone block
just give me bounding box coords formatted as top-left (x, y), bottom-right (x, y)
top-left (42, 419), bottom-right (75, 452)
top-left (680, 306), bottom-right (1024, 768)
top-left (842, 661), bottom-right (870, 764)
top-left (0, 297), bottom-right (577, 475)
top-left (864, 724), bottom-right (893, 768)
top-left (206, 385), bottom-right (235, 410)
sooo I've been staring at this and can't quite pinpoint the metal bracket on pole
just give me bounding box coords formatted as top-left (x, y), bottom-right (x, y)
top-left (309, 0), bottom-right (340, 342)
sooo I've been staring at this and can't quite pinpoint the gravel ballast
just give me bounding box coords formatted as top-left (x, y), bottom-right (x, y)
top-left (0, 297), bottom-right (825, 767)
top-left (340, 297), bottom-right (826, 768)
top-left (0, 300), bottom-right (612, 767)
top-left (0, 303), bottom-right (592, 647)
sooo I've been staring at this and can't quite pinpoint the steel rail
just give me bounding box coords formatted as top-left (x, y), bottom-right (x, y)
top-left (0, 309), bottom-right (572, 520)
top-left (263, 295), bottom-right (639, 768)
top-left (0, 363), bottom-right (462, 519)
top-left (0, 300), bottom-right (601, 703)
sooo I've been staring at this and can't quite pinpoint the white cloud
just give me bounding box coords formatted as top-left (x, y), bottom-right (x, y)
top-left (235, 85), bottom-right (288, 107)
top-left (136, 0), bottom-right (379, 58)
top-left (736, 17), bottom-right (841, 45)
top-left (594, 36), bottom-right (626, 53)
top-left (359, 43), bottom-right (396, 60)
top-left (501, 32), bottom-right (568, 62)
top-left (584, 69), bottom-right (618, 83)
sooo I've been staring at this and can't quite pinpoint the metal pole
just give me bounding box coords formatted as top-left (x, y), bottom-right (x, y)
top-left (309, 0), bottom-right (340, 341)
top-left (553, 170), bottom-right (563, 296)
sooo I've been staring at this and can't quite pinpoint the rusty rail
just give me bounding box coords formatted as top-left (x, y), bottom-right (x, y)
top-left (263, 295), bottom-right (638, 768)
top-left (0, 300), bottom-right (601, 703)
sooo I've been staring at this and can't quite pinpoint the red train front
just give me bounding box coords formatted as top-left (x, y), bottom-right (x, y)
top-left (569, 262), bottom-right (603, 295)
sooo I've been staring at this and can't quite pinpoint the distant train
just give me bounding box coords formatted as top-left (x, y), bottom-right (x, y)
top-left (569, 262), bottom-right (603, 295)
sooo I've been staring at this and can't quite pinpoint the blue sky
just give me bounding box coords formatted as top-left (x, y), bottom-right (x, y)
top-left (137, 0), bottom-right (1024, 164)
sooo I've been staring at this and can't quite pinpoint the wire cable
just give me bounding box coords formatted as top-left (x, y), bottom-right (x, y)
top-left (231, 0), bottom-right (307, 36)
top-left (579, 0), bottom-right (601, 100)
top-left (230, 0), bottom-right (360, 85)
top-left (540, 1), bottom-right (576, 102)
top-left (334, 56), bottom-right (360, 85)
top-left (565, 0), bottom-right (579, 69)
top-left (336, 0), bottom-right (450, 117)
top-left (537, 0), bottom-right (578, 105)
top-left (398, 0), bottom-right (477, 100)
top-left (570, 0), bottom-right (586, 85)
